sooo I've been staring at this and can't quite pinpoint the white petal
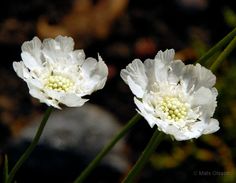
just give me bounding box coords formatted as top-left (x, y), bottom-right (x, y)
top-left (60, 94), bottom-right (89, 107)
top-left (192, 87), bottom-right (217, 118)
top-left (42, 38), bottom-right (65, 58)
top-left (154, 49), bottom-right (175, 65)
top-left (185, 121), bottom-right (205, 138)
top-left (82, 57), bottom-right (97, 75)
top-left (47, 101), bottom-right (61, 109)
top-left (21, 37), bottom-right (42, 64)
top-left (165, 123), bottom-right (202, 141)
top-left (127, 76), bottom-right (146, 98)
top-left (44, 89), bottom-right (63, 101)
top-left (93, 59), bottom-right (109, 90)
top-left (202, 118), bottom-right (220, 134)
top-left (181, 64), bottom-right (197, 92)
top-left (144, 57), bottom-right (171, 88)
top-left (195, 63), bottom-right (216, 88)
top-left (29, 86), bottom-right (47, 102)
top-left (21, 52), bottom-right (41, 70)
top-left (21, 36), bottom-right (42, 53)
top-left (42, 40), bottom-right (67, 64)
top-left (192, 87), bottom-right (213, 106)
top-left (168, 60), bottom-right (185, 84)
top-left (69, 50), bottom-right (85, 65)
top-left (25, 79), bottom-right (42, 90)
top-left (28, 85), bottom-right (60, 108)
top-left (13, 61), bottom-right (24, 78)
top-left (55, 35), bottom-right (74, 52)
top-left (134, 97), bottom-right (156, 128)
top-left (97, 55), bottom-right (109, 78)
top-left (144, 58), bottom-right (156, 86)
top-left (43, 36), bottom-right (74, 52)
top-left (164, 125), bottom-right (188, 141)
top-left (80, 56), bottom-right (108, 93)
top-left (43, 98), bottom-right (61, 109)
top-left (182, 63), bottom-right (216, 92)
top-left (13, 61), bottom-right (33, 80)
top-left (153, 58), bottom-right (169, 83)
top-left (120, 59), bottom-right (148, 97)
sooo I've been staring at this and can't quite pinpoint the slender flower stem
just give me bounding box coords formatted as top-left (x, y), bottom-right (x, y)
top-left (6, 106), bottom-right (53, 183)
top-left (203, 51), bottom-right (220, 69)
top-left (3, 155), bottom-right (9, 183)
top-left (73, 113), bottom-right (142, 183)
top-left (196, 27), bottom-right (236, 64)
top-left (122, 129), bottom-right (164, 183)
top-left (210, 36), bottom-right (236, 72)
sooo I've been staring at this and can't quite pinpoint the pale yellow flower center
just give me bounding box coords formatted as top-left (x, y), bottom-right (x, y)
top-left (160, 96), bottom-right (187, 121)
top-left (45, 75), bottom-right (74, 92)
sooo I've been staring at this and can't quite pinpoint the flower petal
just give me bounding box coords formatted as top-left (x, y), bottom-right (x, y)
top-left (192, 87), bottom-right (213, 106)
top-left (82, 57), bottom-right (97, 75)
top-left (154, 49), bottom-right (175, 65)
top-left (191, 87), bottom-right (217, 118)
top-left (13, 61), bottom-right (24, 78)
top-left (80, 55), bottom-right (108, 94)
top-left (165, 121), bottom-right (203, 141)
top-left (60, 94), bottom-right (89, 107)
top-left (182, 63), bottom-right (216, 92)
top-left (202, 118), bottom-right (220, 134)
top-left (55, 35), bottom-right (74, 52)
top-left (29, 86), bottom-right (47, 102)
top-left (127, 76), bottom-right (146, 98)
top-left (168, 60), bottom-right (185, 84)
top-left (134, 97), bottom-right (156, 128)
top-left (121, 59), bottom-right (148, 98)
top-left (22, 36), bottom-right (41, 52)
top-left (42, 38), bottom-right (66, 61)
top-left (153, 59), bottom-right (170, 83)
top-left (144, 58), bottom-right (170, 87)
top-left (21, 52), bottom-right (42, 70)
top-left (69, 50), bottom-right (85, 65)
top-left (144, 59), bottom-right (156, 87)
top-left (21, 37), bottom-right (42, 62)
top-left (164, 125), bottom-right (189, 141)
top-left (28, 84), bottom-right (61, 108)
top-left (195, 63), bottom-right (216, 88)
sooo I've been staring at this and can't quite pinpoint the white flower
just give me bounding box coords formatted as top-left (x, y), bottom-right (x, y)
top-left (13, 36), bottom-right (108, 109)
top-left (121, 49), bottom-right (219, 141)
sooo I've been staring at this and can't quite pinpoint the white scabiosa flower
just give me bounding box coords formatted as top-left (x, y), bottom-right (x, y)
top-left (13, 36), bottom-right (108, 109)
top-left (121, 49), bottom-right (219, 141)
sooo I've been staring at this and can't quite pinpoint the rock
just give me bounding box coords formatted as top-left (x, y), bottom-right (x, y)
top-left (7, 103), bottom-right (129, 183)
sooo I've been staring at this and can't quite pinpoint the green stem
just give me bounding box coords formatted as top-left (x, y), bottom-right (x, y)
top-left (196, 27), bottom-right (236, 64)
top-left (6, 106), bottom-right (53, 183)
top-left (210, 36), bottom-right (236, 72)
top-left (3, 155), bottom-right (9, 183)
top-left (73, 113), bottom-right (142, 183)
top-left (122, 130), bottom-right (164, 183)
top-left (203, 51), bottom-right (220, 68)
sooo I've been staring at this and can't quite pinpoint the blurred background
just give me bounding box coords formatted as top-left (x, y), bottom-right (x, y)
top-left (1, 0), bottom-right (236, 182)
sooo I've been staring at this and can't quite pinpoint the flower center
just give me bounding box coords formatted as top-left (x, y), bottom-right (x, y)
top-left (45, 75), bottom-right (74, 92)
top-left (160, 96), bottom-right (187, 121)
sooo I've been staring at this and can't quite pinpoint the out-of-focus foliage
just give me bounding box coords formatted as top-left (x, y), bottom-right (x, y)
top-left (224, 7), bottom-right (236, 28)
top-left (37, 0), bottom-right (128, 47)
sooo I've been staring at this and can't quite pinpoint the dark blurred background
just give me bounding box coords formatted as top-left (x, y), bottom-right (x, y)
top-left (1, 0), bottom-right (236, 182)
